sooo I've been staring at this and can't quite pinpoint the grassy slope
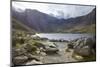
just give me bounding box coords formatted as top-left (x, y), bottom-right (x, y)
top-left (65, 24), bottom-right (96, 33)
top-left (12, 18), bottom-right (36, 33)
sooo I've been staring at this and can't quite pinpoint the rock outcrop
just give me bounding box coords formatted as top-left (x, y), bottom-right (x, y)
top-left (12, 31), bottom-right (59, 65)
top-left (68, 36), bottom-right (96, 60)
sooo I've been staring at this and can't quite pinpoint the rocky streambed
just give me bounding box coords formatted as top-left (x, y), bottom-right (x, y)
top-left (12, 32), bottom-right (96, 66)
top-left (25, 42), bottom-right (77, 65)
top-left (12, 42), bottom-right (77, 65)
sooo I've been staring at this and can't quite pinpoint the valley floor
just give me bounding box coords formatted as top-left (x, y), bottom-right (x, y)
top-left (25, 42), bottom-right (78, 65)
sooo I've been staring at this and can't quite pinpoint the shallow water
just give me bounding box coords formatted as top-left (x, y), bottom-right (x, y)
top-left (36, 33), bottom-right (94, 41)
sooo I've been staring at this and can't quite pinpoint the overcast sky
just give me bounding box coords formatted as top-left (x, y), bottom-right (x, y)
top-left (12, 1), bottom-right (95, 19)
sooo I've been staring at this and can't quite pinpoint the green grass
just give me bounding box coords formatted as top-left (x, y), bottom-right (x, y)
top-left (66, 24), bottom-right (96, 33)
top-left (12, 18), bottom-right (35, 33)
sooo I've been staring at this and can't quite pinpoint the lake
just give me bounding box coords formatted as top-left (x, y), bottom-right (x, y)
top-left (36, 33), bottom-right (94, 41)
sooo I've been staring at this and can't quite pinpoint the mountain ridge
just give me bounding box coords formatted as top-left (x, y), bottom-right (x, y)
top-left (12, 8), bottom-right (96, 33)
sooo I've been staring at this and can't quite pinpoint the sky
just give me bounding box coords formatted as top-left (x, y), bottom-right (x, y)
top-left (12, 1), bottom-right (95, 19)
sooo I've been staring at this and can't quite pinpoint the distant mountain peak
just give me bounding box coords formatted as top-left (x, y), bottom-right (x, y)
top-left (25, 9), bottom-right (40, 13)
top-left (12, 8), bottom-right (96, 33)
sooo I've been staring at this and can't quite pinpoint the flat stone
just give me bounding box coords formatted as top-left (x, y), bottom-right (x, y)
top-left (26, 60), bottom-right (43, 65)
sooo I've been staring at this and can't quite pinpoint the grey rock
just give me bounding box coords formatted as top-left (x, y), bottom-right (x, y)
top-left (12, 48), bottom-right (27, 57)
top-left (26, 60), bottom-right (43, 65)
top-left (67, 42), bottom-right (74, 49)
top-left (72, 37), bottom-right (96, 57)
top-left (74, 46), bottom-right (92, 57)
top-left (13, 56), bottom-right (28, 65)
top-left (45, 48), bottom-right (59, 54)
top-left (26, 54), bottom-right (40, 61)
top-left (40, 52), bottom-right (47, 56)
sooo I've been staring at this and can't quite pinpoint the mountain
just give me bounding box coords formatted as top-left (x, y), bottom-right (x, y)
top-left (12, 9), bottom-right (61, 32)
top-left (58, 8), bottom-right (96, 33)
top-left (66, 8), bottom-right (96, 25)
top-left (12, 18), bottom-right (35, 33)
top-left (12, 8), bottom-right (96, 33)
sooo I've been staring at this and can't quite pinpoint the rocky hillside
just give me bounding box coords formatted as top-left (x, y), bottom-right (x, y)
top-left (12, 18), bottom-right (36, 34)
top-left (12, 7), bottom-right (96, 33)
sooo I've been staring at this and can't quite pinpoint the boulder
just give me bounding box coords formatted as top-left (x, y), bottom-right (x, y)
top-left (42, 41), bottom-right (57, 48)
top-left (13, 56), bottom-right (28, 65)
top-left (67, 42), bottom-right (74, 49)
top-left (34, 42), bottom-right (45, 49)
top-left (38, 41), bottom-right (59, 55)
top-left (74, 45), bottom-right (92, 57)
top-left (44, 47), bottom-right (59, 54)
top-left (26, 54), bottom-right (40, 61)
top-left (72, 37), bottom-right (96, 57)
top-left (12, 48), bottom-right (27, 57)
top-left (40, 52), bottom-right (47, 56)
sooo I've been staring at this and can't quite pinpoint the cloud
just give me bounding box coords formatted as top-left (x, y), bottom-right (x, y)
top-left (12, 1), bottom-right (95, 19)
